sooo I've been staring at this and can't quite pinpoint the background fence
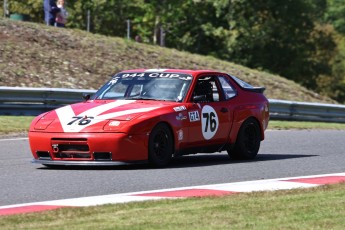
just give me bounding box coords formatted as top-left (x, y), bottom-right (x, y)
top-left (1, 87), bottom-right (345, 123)
top-left (0, 87), bottom-right (95, 116)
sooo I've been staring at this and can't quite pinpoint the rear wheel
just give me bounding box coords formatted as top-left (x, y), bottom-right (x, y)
top-left (228, 118), bottom-right (261, 160)
top-left (148, 123), bottom-right (174, 167)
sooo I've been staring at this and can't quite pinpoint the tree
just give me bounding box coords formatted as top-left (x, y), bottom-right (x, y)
top-left (219, 0), bottom-right (335, 89)
top-left (3, 0), bottom-right (43, 22)
top-left (326, 0), bottom-right (345, 34)
top-left (133, 0), bottom-right (190, 45)
top-left (154, 0), bottom-right (230, 55)
top-left (318, 0), bottom-right (345, 103)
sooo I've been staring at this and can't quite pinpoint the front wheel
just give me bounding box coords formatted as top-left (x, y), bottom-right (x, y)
top-left (228, 118), bottom-right (261, 160)
top-left (148, 123), bottom-right (174, 167)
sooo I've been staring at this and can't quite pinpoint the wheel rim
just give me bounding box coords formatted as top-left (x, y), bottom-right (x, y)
top-left (243, 124), bottom-right (259, 153)
top-left (153, 130), bottom-right (169, 159)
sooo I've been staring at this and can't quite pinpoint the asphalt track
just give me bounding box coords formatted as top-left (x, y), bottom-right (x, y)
top-left (0, 130), bottom-right (344, 207)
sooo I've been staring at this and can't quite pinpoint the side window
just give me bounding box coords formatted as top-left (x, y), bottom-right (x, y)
top-left (217, 75), bottom-right (237, 100)
top-left (193, 76), bottom-right (220, 103)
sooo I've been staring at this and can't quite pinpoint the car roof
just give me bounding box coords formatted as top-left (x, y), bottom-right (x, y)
top-left (120, 69), bottom-right (224, 77)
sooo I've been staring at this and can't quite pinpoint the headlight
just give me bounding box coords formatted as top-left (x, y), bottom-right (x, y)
top-left (34, 119), bottom-right (54, 130)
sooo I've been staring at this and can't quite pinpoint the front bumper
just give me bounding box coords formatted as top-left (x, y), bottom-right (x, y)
top-left (32, 159), bottom-right (147, 166)
top-left (29, 131), bottom-right (149, 164)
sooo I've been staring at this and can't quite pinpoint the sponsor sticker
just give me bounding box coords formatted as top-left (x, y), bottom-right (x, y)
top-left (188, 111), bottom-right (200, 122)
top-left (173, 106), bottom-right (186, 112)
top-left (118, 72), bottom-right (192, 80)
top-left (176, 113), bottom-right (187, 121)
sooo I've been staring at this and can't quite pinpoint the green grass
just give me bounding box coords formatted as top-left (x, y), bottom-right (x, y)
top-left (0, 116), bottom-right (343, 136)
top-left (0, 116), bottom-right (34, 135)
top-left (1, 183), bottom-right (345, 229)
top-left (268, 120), bottom-right (345, 130)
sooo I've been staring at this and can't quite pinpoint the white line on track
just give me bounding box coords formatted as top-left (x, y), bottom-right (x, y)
top-left (0, 172), bottom-right (344, 216)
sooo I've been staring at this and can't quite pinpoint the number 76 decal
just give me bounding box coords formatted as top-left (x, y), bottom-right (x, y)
top-left (201, 105), bottom-right (219, 140)
top-left (67, 116), bottom-right (95, 125)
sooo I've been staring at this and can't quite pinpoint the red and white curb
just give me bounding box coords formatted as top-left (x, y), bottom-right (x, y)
top-left (1, 172), bottom-right (345, 216)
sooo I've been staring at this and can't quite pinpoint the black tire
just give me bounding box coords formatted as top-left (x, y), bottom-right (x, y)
top-left (228, 118), bottom-right (261, 160)
top-left (148, 123), bottom-right (174, 167)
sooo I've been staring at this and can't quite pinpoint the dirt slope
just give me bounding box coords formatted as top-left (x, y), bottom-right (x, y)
top-left (0, 18), bottom-right (335, 103)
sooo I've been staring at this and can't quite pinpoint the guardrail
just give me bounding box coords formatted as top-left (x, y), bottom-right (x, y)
top-left (0, 87), bottom-right (95, 116)
top-left (1, 87), bottom-right (345, 123)
top-left (269, 99), bottom-right (345, 123)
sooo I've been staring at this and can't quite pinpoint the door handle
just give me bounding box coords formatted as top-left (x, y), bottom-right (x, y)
top-left (220, 107), bottom-right (228, 113)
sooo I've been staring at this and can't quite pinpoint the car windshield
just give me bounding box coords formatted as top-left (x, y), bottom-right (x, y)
top-left (93, 72), bottom-right (193, 102)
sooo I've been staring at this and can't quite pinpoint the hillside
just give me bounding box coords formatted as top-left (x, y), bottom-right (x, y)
top-left (0, 18), bottom-right (335, 103)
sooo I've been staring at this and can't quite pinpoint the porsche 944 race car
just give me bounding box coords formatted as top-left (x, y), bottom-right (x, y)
top-left (29, 69), bottom-right (269, 167)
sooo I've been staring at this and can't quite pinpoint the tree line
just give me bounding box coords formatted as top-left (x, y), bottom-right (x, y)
top-left (1, 0), bottom-right (345, 103)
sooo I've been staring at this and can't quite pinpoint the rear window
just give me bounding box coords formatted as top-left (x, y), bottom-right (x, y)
top-left (231, 76), bottom-right (255, 89)
top-left (230, 75), bottom-right (265, 93)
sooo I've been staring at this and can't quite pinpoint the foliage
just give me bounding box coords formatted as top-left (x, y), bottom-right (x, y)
top-left (3, 0), bottom-right (43, 22)
top-left (222, 0), bottom-right (335, 90)
top-left (317, 35), bottom-right (345, 102)
top-left (326, 0), bottom-right (345, 34)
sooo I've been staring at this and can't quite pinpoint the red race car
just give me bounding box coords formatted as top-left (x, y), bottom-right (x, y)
top-left (29, 69), bottom-right (269, 167)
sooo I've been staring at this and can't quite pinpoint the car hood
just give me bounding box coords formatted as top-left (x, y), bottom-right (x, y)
top-left (33, 100), bottom-right (172, 133)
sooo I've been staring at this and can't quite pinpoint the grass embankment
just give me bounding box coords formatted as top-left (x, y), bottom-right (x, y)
top-left (0, 18), bottom-right (335, 104)
top-left (1, 183), bottom-right (344, 229)
top-left (1, 116), bottom-right (344, 136)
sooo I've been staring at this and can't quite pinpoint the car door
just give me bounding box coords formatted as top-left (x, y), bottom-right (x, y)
top-left (186, 75), bottom-right (235, 147)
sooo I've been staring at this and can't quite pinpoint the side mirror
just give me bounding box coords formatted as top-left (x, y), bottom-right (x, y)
top-left (82, 93), bottom-right (91, 101)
